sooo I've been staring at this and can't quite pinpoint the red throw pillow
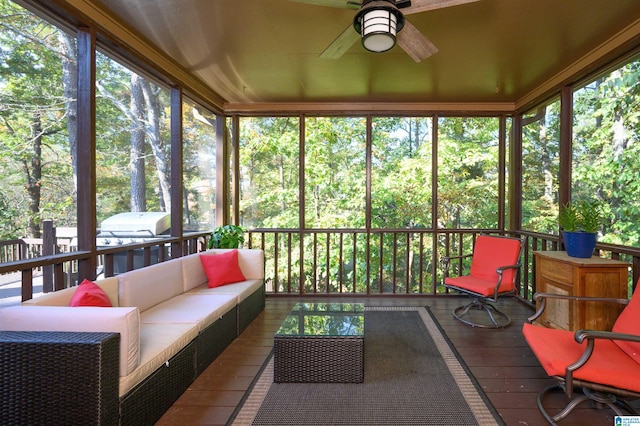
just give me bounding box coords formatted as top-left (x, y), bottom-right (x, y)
top-left (200, 250), bottom-right (246, 288)
top-left (69, 279), bottom-right (112, 307)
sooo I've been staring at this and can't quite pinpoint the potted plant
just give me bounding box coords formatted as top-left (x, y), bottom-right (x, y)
top-left (558, 200), bottom-right (605, 258)
top-left (208, 224), bottom-right (245, 249)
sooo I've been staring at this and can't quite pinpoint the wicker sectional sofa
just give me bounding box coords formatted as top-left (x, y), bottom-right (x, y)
top-left (0, 248), bottom-right (265, 425)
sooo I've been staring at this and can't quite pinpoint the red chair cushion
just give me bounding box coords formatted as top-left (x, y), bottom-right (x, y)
top-left (611, 280), bottom-right (640, 365)
top-left (199, 250), bottom-right (246, 288)
top-left (69, 279), bottom-right (112, 307)
top-left (444, 275), bottom-right (510, 297)
top-left (467, 235), bottom-right (521, 292)
top-left (523, 322), bottom-right (640, 393)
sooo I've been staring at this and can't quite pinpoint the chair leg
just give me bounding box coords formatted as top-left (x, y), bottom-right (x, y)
top-left (452, 298), bottom-right (511, 328)
top-left (537, 383), bottom-right (640, 425)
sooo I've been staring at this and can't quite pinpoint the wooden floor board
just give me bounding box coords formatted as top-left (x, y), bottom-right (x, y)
top-left (156, 296), bottom-right (626, 426)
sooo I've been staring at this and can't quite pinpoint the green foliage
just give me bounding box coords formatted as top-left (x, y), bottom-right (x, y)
top-left (208, 225), bottom-right (245, 249)
top-left (437, 117), bottom-right (501, 229)
top-left (521, 101), bottom-right (561, 234)
top-left (0, 0), bottom-right (71, 237)
top-left (559, 200), bottom-right (606, 233)
top-left (572, 60), bottom-right (640, 245)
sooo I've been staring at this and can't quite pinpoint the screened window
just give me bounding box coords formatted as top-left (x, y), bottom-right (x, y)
top-left (95, 52), bottom-right (171, 225)
top-left (182, 100), bottom-right (216, 230)
top-left (437, 117), bottom-right (501, 229)
top-left (304, 117), bottom-right (366, 229)
top-left (0, 1), bottom-right (76, 242)
top-left (573, 57), bottom-right (640, 246)
top-left (521, 100), bottom-right (560, 233)
top-left (238, 116), bottom-right (300, 228)
top-left (371, 117), bottom-right (432, 228)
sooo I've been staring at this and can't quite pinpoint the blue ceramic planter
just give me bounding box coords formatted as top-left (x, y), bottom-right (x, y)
top-left (563, 231), bottom-right (597, 258)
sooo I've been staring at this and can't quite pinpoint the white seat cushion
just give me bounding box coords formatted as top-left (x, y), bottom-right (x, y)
top-left (140, 294), bottom-right (237, 330)
top-left (119, 322), bottom-right (199, 396)
top-left (185, 279), bottom-right (263, 303)
top-left (0, 305), bottom-right (140, 376)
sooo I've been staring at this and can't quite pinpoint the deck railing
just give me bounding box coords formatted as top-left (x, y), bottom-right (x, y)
top-left (246, 228), bottom-right (640, 304)
top-left (1, 228), bottom-right (638, 305)
top-left (0, 232), bottom-right (210, 302)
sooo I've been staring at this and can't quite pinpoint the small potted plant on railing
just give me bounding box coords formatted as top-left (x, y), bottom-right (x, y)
top-left (558, 199), bottom-right (606, 258)
top-left (208, 224), bottom-right (245, 249)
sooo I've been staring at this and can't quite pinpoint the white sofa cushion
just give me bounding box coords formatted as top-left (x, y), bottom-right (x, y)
top-left (185, 279), bottom-right (263, 303)
top-left (140, 294), bottom-right (237, 331)
top-left (22, 277), bottom-right (120, 307)
top-left (182, 249), bottom-right (264, 292)
top-left (0, 305), bottom-right (140, 376)
top-left (181, 252), bottom-right (208, 291)
top-left (119, 322), bottom-right (198, 396)
top-left (118, 257), bottom-right (184, 312)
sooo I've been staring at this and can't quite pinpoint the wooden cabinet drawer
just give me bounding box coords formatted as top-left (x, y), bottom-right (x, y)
top-left (537, 258), bottom-right (572, 285)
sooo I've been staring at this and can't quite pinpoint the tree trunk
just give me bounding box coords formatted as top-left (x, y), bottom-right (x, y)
top-left (24, 113), bottom-right (43, 238)
top-left (58, 32), bottom-right (78, 193)
top-left (140, 80), bottom-right (171, 212)
top-left (130, 74), bottom-right (147, 212)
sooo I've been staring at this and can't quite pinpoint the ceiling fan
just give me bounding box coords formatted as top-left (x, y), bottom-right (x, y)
top-left (288, 0), bottom-right (480, 62)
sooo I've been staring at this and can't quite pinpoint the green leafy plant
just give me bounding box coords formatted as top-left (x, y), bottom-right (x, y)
top-left (558, 200), bottom-right (606, 233)
top-left (208, 224), bottom-right (245, 249)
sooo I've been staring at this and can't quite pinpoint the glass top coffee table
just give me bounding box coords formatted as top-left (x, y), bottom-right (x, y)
top-left (273, 303), bottom-right (364, 383)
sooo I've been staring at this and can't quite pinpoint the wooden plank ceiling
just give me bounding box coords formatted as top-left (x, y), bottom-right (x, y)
top-left (93, 0), bottom-right (640, 108)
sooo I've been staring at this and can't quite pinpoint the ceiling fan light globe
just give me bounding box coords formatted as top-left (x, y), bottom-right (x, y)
top-left (357, 8), bottom-right (402, 53)
top-left (363, 32), bottom-right (396, 52)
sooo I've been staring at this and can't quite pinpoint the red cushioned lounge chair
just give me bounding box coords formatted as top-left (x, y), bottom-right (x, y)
top-left (443, 235), bottom-right (524, 328)
top-left (523, 280), bottom-right (640, 424)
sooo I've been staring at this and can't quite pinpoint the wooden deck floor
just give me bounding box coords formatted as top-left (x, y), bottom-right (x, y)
top-left (156, 296), bottom-right (625, 426)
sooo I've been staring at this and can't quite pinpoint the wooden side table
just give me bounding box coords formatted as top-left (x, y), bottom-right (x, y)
top-left (533, 251), bottom-right (629, 331)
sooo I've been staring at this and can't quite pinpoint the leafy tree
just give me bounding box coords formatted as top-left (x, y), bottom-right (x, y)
top-left (0, 0), bottom-right (71, 237)
top-left (372, 117), bottom-right (432, 229)
top-left (182, 102), bottom-right (217, 229)
top-left (438, 117), bottom-right (501, 229)
top-left (304, 117), bottom-right (366, 229)
top-left (521, 101), bottom-right (561, 233)
top-left (573, 60), bottom-right (640, 246)
top-left (239, 116), bottom-right (299, 229)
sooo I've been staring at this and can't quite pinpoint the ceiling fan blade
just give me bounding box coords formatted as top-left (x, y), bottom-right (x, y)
top-left (397, 20), bottom-right (438, 62)
top-left (403, 0), bottom-right (481, 15)
top-left (286, 0), bottom-right (361, 9)
top-left (319, 24), bottom-right (360, 59)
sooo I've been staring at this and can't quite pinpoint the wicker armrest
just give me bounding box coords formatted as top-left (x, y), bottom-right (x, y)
top-left (527, 292), bottom-right (629, 323)
top-left (0, 331), bottom-right (120, 425)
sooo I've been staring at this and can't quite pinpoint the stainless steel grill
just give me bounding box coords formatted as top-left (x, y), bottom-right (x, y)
top-left (97, 212), bottom-right (170, 246)
top-left (97, 212), bottom-right (171, 274)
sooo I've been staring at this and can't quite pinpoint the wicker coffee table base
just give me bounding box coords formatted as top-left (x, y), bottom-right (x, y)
top-left (273, 335), bottom-right (364, 383)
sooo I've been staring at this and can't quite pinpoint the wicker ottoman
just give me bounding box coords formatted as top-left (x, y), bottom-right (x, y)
top-left (273, 303), bottom-right (364, 383)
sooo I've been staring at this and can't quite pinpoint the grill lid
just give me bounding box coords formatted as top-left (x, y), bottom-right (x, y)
top-left (99, 212), bottom-right (171, 237)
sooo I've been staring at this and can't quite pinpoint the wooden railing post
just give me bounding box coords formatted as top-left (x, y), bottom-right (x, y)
top-left (42, 220), bottom-right (55, 293)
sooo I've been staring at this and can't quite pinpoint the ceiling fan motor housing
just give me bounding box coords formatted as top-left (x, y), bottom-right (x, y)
top-left (354, 0), bottom-right (406, 52)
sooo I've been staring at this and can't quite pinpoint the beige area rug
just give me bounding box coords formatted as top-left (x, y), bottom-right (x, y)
top-left (230, 307), bottom-right (503, 426)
